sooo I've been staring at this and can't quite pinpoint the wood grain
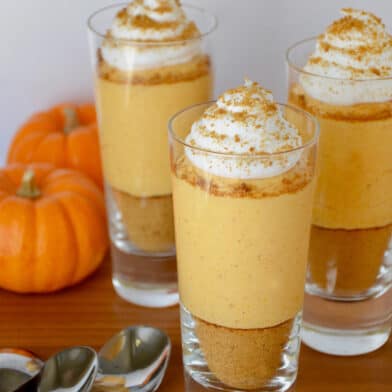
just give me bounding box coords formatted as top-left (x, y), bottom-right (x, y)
top-left (0, 258), bottom-right (391, 392)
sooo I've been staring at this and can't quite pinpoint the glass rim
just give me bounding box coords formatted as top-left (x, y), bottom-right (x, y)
top-left (286, 36), bottom-right (392, 83)
top-left (87, 2), bottom-right (218, 46)
top-left (168, 101), bottom-right (320, 158)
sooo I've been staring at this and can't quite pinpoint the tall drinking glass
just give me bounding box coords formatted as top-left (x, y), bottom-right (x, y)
top-left (169, 102), bottom-right (318, 391)
top-left (287, 38), bottom-right (392, 355)
top-left (87, 3), bottom-right (216, 307)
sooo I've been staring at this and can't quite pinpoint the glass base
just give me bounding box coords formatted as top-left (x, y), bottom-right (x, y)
top-left (110, 243), bottom-right (178, 308)
top-left (302, 322), bottom-right (391, 356)
top-left (112, 276), bottom-right (179, 308)
top-left (181, 304), bottom-right (301, 392)
top-left (303, 290), bottom-right (392, 356)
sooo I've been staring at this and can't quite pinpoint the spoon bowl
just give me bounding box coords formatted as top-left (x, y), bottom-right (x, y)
top-left (39, 346), bottom-right (98, 392)
top-left (97, 326), bottom-right (171, 392)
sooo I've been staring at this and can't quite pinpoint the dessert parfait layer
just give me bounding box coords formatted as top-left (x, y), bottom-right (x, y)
top-left (171, 80), bottom-right (317, 389)
top-left (94, 0), bottom-right (213, 252)
top-left (288, 8), bottom-right (392, 295)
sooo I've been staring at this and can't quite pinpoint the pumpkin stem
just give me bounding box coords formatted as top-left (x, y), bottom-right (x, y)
top-left (63, 107), bottom-right (79, 134)
top-left (16, 169), bottom-right (41, 199)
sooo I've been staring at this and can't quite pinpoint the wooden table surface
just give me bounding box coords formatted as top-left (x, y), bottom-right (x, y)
top-left (1, 259), bottom-right (391, 392)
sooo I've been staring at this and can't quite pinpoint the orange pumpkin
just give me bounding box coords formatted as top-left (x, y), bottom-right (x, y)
top-left (7, 103), bottom-right (103, 188)
top-left (0, 163), bottom-right (108, 293)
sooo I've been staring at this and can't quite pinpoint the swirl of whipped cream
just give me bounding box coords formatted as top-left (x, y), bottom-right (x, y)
top-left (300, 8), bottom-right (392, 105)
top-left (101, 0), bottom-right (202, 71)
top-left (185, 80), bottom-right (303, 179)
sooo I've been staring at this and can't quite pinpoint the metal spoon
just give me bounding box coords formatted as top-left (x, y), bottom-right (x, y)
top-left (10, 346), bottom-right (98, 392)
top-left (0, 349), bottom-right (43, 392)
top-left (95, 326), bottom-right (171, 392)
top-left (38, 346), bottom-right (98, 392)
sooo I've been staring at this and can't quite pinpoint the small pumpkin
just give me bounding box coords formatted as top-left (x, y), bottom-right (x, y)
top-left (7, 103), bottom-right (103, 188)
top-left (0, 163), bottom-right (108, 293)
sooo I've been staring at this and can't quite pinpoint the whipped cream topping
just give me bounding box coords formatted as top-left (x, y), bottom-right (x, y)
top-left (300, 8), bottom-right (392, 105)
top-left (185, 80), bottom-right (303, 179)
top-left (102, 0), bottom-right (202, 71)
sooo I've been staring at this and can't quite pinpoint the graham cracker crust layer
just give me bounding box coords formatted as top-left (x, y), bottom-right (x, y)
top-left (113, 189), bottom-right (175, 253)
top-left (289, 83), bottom-right (392, 122)
top-left (173, 154), bottom-right (314, 199)
top-left (195, 317), bottom-right (294, 390)
top-left (309, 223), bottom-right (392, 294)
top-left (98, 52), bottom-right (211, 85)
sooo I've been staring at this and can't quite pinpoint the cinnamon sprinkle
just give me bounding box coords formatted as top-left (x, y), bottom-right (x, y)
top-left (328, 16), bottom-right (366, 36)
top-left (110, 0), bottom-right (200, 43)
top-left (342, 8), bottom-right (382, 24)
top-left (304, 8), bottom-right (392, 80)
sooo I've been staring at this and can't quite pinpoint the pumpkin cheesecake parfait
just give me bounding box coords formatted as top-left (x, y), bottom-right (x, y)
top-left (88, 0), bottom-right (215, 306)
top-left (287, 9), bottom-right (392, 355)
top-left (169, 80), bottom-right (318, 391)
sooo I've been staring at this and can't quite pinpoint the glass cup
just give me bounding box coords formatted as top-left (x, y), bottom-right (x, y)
top-left (169, 102), bottom-right (319, 391)
top-left (87, 4), bottom-right (216, 307)
top-left (287, 38), bottom-right (392, 355)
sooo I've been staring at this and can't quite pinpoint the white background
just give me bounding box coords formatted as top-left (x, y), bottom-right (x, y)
top-left (1, 0), bottom-right (391, 162)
